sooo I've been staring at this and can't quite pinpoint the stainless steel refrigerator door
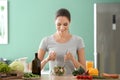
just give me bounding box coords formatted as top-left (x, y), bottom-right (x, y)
top-left (94, 3), bottom-right (120, 74)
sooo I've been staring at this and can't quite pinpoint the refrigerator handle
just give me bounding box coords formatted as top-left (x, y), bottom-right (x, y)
top-left (112, 14), bottom-right (116, 30)
top-left (97, 52), bottom-right (100, 75)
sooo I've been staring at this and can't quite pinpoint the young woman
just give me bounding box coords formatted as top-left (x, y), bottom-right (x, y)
top-left (38, 8), bottom-right (86, 75)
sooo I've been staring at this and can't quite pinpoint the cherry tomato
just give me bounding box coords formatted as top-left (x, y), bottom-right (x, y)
top-left (76, 75), bottom-right (93, 80)
top-left (87, 76), bottom-right (93, 79)
top-left (76, 75), bottom-right (82, 79)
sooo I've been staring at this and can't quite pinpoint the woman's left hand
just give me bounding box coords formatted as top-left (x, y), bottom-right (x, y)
top-left (64, 51), bottom-right (74, 61)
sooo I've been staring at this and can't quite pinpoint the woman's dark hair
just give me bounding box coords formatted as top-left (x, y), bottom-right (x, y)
top-left (55, 8), bottom-right (71, 22)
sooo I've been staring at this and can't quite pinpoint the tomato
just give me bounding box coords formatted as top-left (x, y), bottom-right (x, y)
top-left (87, 76), bottom-right (93, 79)
top-left (76, 75), bottom-right (82, 79)
top-left (83, 76), bottom-right (86, 79)
top-left (76, 75), bottom-right (93, 80)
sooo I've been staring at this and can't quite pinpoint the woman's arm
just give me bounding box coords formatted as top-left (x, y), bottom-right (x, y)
top-left (38, 48), bottom-right (48, 70)
top-left (64, 48), bottom-right (86, 70)
top-left (73, 48), bottom-right (86, 70)
top-left (38, 49), bottom-right (56, 70)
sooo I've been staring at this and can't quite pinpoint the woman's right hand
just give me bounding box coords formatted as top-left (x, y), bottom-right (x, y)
top-left (46, 51), bottom-right (56, 61)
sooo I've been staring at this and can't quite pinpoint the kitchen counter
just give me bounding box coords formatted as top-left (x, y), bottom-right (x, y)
top-left (36, 74), bottom-right (120, 80)
top-left (1, 74), bottom-right (120, 80)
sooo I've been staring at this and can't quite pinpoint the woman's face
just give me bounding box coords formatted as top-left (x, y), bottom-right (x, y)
top-left (55, 16), bottom-right (70, 33)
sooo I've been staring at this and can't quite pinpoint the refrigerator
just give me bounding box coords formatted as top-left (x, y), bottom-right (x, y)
top-left (94, 3), bottom-right (120, 74)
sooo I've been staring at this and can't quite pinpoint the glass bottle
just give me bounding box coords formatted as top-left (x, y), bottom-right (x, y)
top-left (32, 53), bottom-right (41, 76)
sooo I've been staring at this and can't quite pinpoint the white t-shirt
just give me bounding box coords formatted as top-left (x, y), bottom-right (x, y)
top-left (39, 35), bottom-right (85, 75)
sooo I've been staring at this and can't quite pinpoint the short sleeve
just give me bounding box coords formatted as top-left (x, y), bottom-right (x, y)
top-left (39, 37), bottom-right (48, 51)
top-left (77, 36), bottom-right (85, 50)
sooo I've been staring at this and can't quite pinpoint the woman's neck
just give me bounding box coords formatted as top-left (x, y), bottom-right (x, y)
top-left (56, 31), bottom-right (69, 39)
top-left (53, 31), bottom-right (72, 43)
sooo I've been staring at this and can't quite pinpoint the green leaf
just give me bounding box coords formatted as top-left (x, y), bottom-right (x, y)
top-left (72, 66), bottom-right (85, 76)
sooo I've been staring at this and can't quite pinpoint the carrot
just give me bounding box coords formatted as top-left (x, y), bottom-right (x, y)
top-left (102, 73), bottom-right (119, 79)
